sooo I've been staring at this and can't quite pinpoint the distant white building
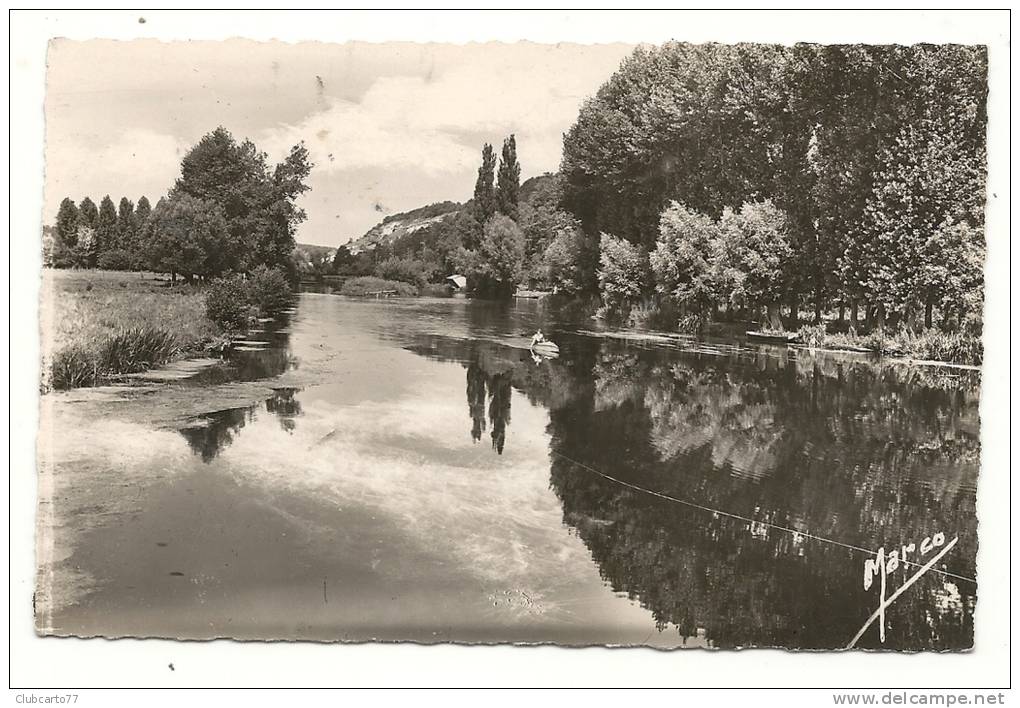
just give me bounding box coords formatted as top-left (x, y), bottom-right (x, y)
top-left (445, 274), bottom-right (467, 290)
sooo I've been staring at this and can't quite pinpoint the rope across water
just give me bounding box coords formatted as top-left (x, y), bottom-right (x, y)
top-left (549, 449), bottom-right (976, 585)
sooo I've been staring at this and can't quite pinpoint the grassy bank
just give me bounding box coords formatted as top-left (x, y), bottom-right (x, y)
top-left (339, 276), bottom-right (419, 297)
top-left (797, 324), bottom-right (982, 366)
top-left (41, 269), bottom-right (221, 391)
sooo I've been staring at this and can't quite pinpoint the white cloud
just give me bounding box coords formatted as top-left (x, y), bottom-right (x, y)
top-left (259, 45), bottom-right (626, 178)
top-left (44, 128), bottom-right (188, 212)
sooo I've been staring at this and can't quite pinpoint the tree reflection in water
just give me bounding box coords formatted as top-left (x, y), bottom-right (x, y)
top-left (409, 332), bottom-right (979, 650)
top-left (178, 405), bottom-right (257, 463)
top-left (178, 388), bottom-right (304, 461)
top-left (265, 387), bottom-right (303, 434)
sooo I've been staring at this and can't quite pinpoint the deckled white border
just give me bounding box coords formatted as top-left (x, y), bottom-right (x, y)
top-left (8, 7), bottom-right (1012, 692)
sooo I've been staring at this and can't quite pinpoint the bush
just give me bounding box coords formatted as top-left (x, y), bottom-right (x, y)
top-left (375, 257), bottom-right (429, 288)
top-left (248, 265), bottom-right (292, 316)
top-left (205, 274), bottom-right (254, 331)
top-left (676, 313), bottom-right (707, 334)
top-left (49, 345), bottom-right (98, 390)
top-left (797, 323), bottom-right (828, 348)
top-left (340, 276), bottom-right (419, 297)
top-left (97, 249), bottom-right (138, 271)
top-left (96, 327), bottom-right (178, 374)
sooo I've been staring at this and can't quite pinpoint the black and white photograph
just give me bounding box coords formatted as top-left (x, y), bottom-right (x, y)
top-left (9, 7), bottom-right (1012, 694)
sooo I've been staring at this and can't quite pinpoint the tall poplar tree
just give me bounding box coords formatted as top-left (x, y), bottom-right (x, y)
top-left (495, 134), bottom-right (521, 220)
top-left (117, 197), bottom-right (135, 251)
top-left (55, 198), bottom-right (79, 246)
top-left (472, 143), bottom-right (497, 224)
top-left (77, 197), bottom-right (99, 229)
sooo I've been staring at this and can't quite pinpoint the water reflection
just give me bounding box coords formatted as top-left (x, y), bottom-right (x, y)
top-left (265, 387), bottom-right (303, 434)
top-left (189, 313), bottom-right (298, 387)
top-left (178, 388), bottom-right (305, 461)
top-left (408, 331), bottom-right (979, 650)
top-left (179, 405), bottom-right (256, 463)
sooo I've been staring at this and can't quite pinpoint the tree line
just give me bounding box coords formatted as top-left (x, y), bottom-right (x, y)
top-left (328, 141), bottom-right (592, 298)
top-left (559, 42), bottom-right (987, 334)
top-left (48, 126), bottom-right (312, 284)
top-left (50, 194), bottom-right (153, 270)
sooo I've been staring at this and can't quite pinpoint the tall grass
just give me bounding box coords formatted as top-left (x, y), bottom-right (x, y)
top-left (796, 322), bottom-right (982, 365)
top-left (42, 269), bottom-right (220, 391)
top-left (49, 327), bottom-right (182, 390)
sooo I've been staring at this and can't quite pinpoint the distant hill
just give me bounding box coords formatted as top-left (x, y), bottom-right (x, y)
top-left (341, 173), bottom-right (562, 259)
top-left (345, 201), bottom-right (462, 254)
top-left (293, 242), bottom-right (337, 267)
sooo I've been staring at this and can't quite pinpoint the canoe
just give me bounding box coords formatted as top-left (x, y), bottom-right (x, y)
top-left (746, 330), bottom-right (800, 344)
top-left (531, 341), bottom-right (560, 357)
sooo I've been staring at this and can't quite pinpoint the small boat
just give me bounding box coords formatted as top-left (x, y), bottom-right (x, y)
top-left (530, 341), bottom-right (560, 357)
top-left (746, 330), bottom-right (800, 344)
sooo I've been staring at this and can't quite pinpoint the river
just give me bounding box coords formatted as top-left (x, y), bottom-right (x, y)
top-left (36, 292), bottom-right (980, 649)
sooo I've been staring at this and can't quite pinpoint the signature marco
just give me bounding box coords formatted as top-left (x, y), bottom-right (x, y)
top-left (848, 531), bottom-right (959, 648)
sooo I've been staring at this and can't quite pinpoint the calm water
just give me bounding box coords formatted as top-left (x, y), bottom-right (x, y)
top-left (48, 293), bottom-right (980, 649)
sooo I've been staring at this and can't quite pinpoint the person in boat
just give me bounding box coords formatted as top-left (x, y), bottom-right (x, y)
top-left (530, 329), bottom-right (546, 348)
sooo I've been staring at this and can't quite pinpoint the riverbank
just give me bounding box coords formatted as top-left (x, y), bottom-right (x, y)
top-left (41, 269), bottom-right (223, 391)
top-left (794, 323), bottom-right (983, 366)
top-left (583, 296), bottom-right (983, 367)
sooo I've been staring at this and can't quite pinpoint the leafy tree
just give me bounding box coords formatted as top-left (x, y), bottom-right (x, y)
top-left (471, 143), bottom-right (497, 228)
top-left (543, 225), bottom-right (597, 295)
top-left (597, 233), bottom-right (649, 317)
top-left (375, 255), bottom-right (430, 287)
top-left (146, 193), bottom-right (234, 282)
top-left (331, 245), bottom-right (355, 274)
top-left (856, 45), bottom-right (987, 328)
top-left (477, 215), bottom-right (525, 295)
top-left (518, 203), bottom-right (582, 287)
top-left (495, 134), bottom-right (521, 220)
top-left (560, 41), bottom-right (987, 335)
top-left (172, 126), bottom-right (311, 274)
top-left (562, 43), bottom-right (796, 250)
top-left (248, 265), bottom-right (293, 316)
top-left (713, 201), bottom-right (793, 329)
top-left (77, 197), bottom-right (99, 230)
top-left (455, 215), bottom-right (526, 296)
top-left (650, 202), bottom-right (719, 317)
top-left (55, 198), bottom-right (79, 246)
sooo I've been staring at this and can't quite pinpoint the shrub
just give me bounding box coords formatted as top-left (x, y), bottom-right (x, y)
top-left (340, 276), bottom-right (419, 297)
top-left (97, 249), bottom-right (138, 271)
top-left (676, 313), bottom-right (706, 334)
top-left (49, 345), bottom-right (98, 390)
top-left (248, 265), bottom-right (292, 316)
top-left (797, 323), bottom-right (828, 348)
top-left (375, 256), bottom-right (429, 288)
top-left (862, 329), bottom-right (887, 353)
top-left (205, 274), bottom-right (254, 331)
top-left (96, 327), bottom-right (178, 374)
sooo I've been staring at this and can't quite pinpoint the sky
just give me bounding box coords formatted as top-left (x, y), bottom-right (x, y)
top-left (43, 39), bottom-right (634, 247)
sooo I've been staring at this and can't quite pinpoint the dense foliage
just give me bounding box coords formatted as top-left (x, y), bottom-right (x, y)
top-left (561, 42), bottom-right (987, 335)
top-left (48, 194), bottom-right (150, 270)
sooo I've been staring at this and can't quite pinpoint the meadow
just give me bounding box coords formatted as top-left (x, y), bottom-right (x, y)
top-left (40, 269), bottom-right (220, 390)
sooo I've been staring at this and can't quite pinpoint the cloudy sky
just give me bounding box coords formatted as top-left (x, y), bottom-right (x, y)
top-left (44, 39), bottom-right (634, 246)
